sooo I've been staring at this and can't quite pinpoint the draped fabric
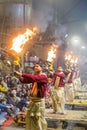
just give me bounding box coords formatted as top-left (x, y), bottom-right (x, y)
top-left (20, 73), bottom-right (48, 130)
top-left (26, 97), bottom-right (47, 130)
top-left (52, 71), bottom-right (65, 114)
top-left (65, 83), bottom-right (74, 102)
top-left (52, 87), bottom-right (65, 114)
top-left (30, 82), bottom-right (38, 97)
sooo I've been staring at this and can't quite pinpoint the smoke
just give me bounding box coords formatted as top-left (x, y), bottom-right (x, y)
top-left (31, 0), bottom-right (67, 42)
top-left (54, 24), bottom-right (67, 46)
top-left (31, 1), bottom-right (54, 32)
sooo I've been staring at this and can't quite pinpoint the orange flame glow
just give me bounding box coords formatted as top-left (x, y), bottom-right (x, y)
top-left (65, 51), bottom-right (78, 67)
top-left (10, 28), bottom-right (34, 53)
top-left (65, 52), bottom-right (72, 61)
top-left (74, 57), bottom-right (78, 64)
top-left (47, 48), bottom-right (56, 62)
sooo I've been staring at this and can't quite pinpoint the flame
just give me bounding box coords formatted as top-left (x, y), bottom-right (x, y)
top-left (68, 54), bottom-right (72, 60)
top-left (74, 57), bottom-right (78, 64)
top-left (65, 55), bottom-right (68, 60)
top-left (70, 59), bottom-right (74, 64)
top-left (65, 51), bottom-right (79, 68)
top-left (65, 52), bottom-right (72, 61)
top-left (10, 28), bottom-right (34, 53)
top-left (47, 48), bottom-right (56, 62)
top-left (33, 27), bottom-right (38, 33)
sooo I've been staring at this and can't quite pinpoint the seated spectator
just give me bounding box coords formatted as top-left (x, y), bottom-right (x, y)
top-left (0, 98), bottom-right (19, 116)
top-left (0, 98), bottom-right (16, 116)
top-left (17, 95), bottom-right (28, 111)
top-left (6, 93), bottom-right (20, 106)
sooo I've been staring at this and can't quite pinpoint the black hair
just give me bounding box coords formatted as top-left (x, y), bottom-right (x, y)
top-left (9, 93), bottom-right (15, 97)
top-left (33, 62), bottom-right (42, 69)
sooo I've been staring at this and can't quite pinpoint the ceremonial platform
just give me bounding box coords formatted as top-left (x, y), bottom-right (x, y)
top-left (75, 90), bottom-right (87, 100)
top-left (65, 99), bottom-right (87, 110)
top-left (3, 89), bottom-right (87, 130)
top-left (45, 109), bottom-right (87, 130)
top-left (4, 109), bottom-right (87, 130)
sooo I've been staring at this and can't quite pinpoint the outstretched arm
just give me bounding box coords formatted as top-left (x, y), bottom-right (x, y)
top-left (14, 71), bottom-right (48, 84)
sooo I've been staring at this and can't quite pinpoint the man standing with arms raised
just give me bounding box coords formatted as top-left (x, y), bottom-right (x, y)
top-left (14, 63), bottom-right (48, 130)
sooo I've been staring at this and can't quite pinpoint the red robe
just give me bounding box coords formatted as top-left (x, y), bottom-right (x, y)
top-left (53, 71), bottom-right (65, 87)
top-left (20, 73), bottom-right (48, 98)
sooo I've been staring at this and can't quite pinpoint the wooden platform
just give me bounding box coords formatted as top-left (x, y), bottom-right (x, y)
top-left (65, 99), bottom-right (87, 110)
top-left (45, 109), bottom-right (87, 129)
top-left (76, 89), bottom-right (87, 93)
top-left (4, 109), bottom-right (87, 130)
top-left (66, 99), bottom-right (87, 106)
top-left (75, 91), bottom-right (87, 99)
top-left (46, 109), bottom-right (87, 123)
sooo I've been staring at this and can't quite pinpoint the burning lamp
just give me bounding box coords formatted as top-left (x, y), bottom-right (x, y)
top-left (65, 51), bottom-right (78, 69)
top-left (70, 58), bottom-right (74, 67)
top-left (10, 27), bottom-right (36, 70)
top-left (47, 44), bottom-right (57, 63)
top-left (65, 53), bottom-right (72, 69)
top-left (73, 57), bottom-right (78, 67)
top-left (10, 28), bottom-right (34, 54)
top-left (65, 51), bottom-right (74, 69)
top-left (47, 49), bottom-right (56, 63)
top-left (47, 45), bottom-right (57, 71)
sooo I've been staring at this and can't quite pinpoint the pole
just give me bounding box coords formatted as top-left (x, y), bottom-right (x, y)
top-left (23, 0), bottom-right (25, 26)
top-left (21, 0), bottom-right (26, 71)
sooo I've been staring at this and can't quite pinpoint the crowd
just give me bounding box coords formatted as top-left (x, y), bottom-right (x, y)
top-left (0, 63), bottom-right (82, 129)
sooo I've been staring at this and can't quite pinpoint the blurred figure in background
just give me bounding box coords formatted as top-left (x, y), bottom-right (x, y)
top-left (52, 66), bottom-right (66, 114)
top-left (64, 67), bottom-right (75, 102)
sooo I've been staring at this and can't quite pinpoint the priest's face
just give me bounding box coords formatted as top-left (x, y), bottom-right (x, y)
top-left (34, 64), bottom-right (42, 74)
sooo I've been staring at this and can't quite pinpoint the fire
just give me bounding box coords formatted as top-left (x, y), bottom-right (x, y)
top-left (74, 57), bottom-right (78, 64)
top-left (70, 59), bottom-right (74, 64)
top-left (65, 52), bottom-right (72, 61)
top-left (33, 27), bottom-right (38, 33)
top-left (10, 28), bottom-right (34, 53)
top-left (47, 48), bottom-right (56, 62)
top-left (65, 51), bottom-right (78, 68)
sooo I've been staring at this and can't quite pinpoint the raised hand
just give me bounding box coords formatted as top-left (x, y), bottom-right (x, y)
top-left (14, 71), bottom-right (21, 78)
